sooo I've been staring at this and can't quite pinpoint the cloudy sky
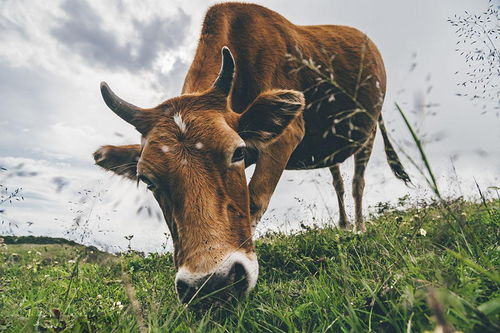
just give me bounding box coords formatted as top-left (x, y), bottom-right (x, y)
top-left (1, 0), bottom-right (498, 252)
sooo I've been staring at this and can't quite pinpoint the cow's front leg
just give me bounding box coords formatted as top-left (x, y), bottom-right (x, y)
top-left (248, 120), bottom-right (304, 232)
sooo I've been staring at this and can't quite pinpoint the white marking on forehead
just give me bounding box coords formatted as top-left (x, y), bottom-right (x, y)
top-left (173, 113), bottom-right (186, 133)
top-left (161, 145), bottom-right (170, 153)
top-left (195, 142), bottom-right (204, 149)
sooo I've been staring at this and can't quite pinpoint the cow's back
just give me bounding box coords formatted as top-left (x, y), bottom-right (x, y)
top-left (182, 2), bottom-right (301, 112)
top-left (183, 3), bottom-right (387, 168)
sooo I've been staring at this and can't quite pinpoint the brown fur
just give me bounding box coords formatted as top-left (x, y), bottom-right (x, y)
top-left (94, 3), bottom-right (409, 278)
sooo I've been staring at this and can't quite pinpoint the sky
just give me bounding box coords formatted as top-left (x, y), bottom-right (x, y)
top-left (0, 0), bottom-right (498, 252)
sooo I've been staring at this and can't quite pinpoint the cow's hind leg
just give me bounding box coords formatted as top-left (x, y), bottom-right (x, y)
top-left (352, 130), bottom-right (376, 232)
top-left (329, 165), bottom-right (350, 229)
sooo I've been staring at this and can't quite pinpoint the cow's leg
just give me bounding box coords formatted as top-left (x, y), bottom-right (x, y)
top-left (352, 130), bottom-right (376, 232)
top-left (329, 165), bottom-right (350, 229)
top-left (248, 121), bottom-right (304, 233)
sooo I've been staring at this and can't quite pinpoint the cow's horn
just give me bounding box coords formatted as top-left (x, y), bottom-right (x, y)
top-left (100, 82), bottom-right (142, 124)
top-left (213, 46), bottom-right (235, 96)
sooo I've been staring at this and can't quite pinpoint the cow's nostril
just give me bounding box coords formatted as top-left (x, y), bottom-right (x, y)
top-left (176, 280), bottom-right (192, 303)
top-left (231, 262), bottom-right (249, 293)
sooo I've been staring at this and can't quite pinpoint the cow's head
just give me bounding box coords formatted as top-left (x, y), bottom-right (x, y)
top-left (94, 47), bottom-right (304, 305)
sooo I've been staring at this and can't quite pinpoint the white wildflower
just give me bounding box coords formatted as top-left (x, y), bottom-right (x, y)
top-left (113, 301), bottom-right (124, 310)
top-left (419, 228), bottom-right (427, 236)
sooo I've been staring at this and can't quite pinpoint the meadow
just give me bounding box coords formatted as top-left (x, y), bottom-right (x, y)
top-left (1, 1), bottom-right (498, 332)
top-left (1, 198), bottom-right (498, 332)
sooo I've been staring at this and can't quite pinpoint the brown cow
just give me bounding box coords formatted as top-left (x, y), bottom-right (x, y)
top-left (93, 2), bottom-right (410, 304)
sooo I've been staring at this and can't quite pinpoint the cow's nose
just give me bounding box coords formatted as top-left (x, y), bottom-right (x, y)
top-left (175, 262), bottom-right (249, 304)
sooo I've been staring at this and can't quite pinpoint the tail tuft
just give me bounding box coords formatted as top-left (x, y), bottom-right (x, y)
top-left (378, 115), bottom-right (412, 186)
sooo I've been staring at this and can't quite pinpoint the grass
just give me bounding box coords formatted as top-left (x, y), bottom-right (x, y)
top-left (1, 198), bottom-right (499, 332)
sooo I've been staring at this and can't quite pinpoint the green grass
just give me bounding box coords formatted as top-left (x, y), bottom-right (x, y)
top-left (1, 199), bottom-right (499, 332)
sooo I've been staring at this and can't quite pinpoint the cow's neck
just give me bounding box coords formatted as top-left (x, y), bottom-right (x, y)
top-left (181, 21), bottom-right (268, 114)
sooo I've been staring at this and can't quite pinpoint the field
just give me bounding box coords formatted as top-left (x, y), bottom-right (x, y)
top-left (1, 199), bottom-right (499, 332)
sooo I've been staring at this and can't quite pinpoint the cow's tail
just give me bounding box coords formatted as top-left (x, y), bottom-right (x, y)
top-left (378, 114), bottom-right (412, 185)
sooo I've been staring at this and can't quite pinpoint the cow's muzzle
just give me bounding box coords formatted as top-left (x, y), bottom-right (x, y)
top-left (174, 251), bottom-right (258, 305)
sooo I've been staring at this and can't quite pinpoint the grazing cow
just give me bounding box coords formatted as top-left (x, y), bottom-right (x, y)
top-left (93, 3), bottom-right (410, 304)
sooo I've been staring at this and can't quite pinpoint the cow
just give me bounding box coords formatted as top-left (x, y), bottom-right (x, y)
top-left (93, 2), bottom-right (410, 305)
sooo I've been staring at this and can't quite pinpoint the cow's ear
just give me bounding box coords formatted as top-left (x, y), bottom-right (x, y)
top-left (238, 89), bottom-right (305, 144)
top-left (93, 144), bottom-right (141, 180)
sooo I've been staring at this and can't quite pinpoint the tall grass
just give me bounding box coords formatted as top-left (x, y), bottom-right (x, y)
top-left (1, 200), bottom-right (498, 332)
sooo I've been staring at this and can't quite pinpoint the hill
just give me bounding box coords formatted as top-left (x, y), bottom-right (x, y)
top-left (0, 199), bottom-right (498, 332)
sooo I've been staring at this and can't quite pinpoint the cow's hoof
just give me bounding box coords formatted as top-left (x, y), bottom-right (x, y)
top-left (339, 222), bottom-right (353, 231)
top-left (354, 224), bottom-right (366, 233)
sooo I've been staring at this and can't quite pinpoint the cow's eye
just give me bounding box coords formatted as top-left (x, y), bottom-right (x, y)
top-left (138, 175), bottom-right (155, 191)
top-left (231, 147), bottom-right (246, 163)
